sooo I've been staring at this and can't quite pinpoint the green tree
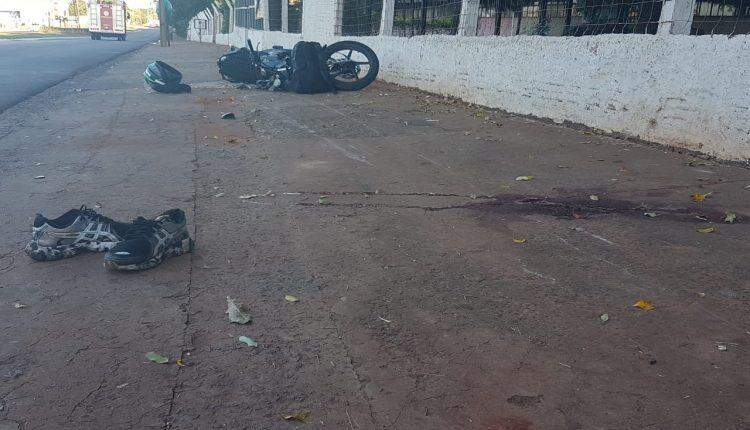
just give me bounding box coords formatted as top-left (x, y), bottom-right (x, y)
top-left (68, 0), bottom-right (88, 17)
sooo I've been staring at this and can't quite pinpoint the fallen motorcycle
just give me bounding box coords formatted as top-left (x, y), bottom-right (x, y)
top-left (218, 39), bottom-right (379, 93)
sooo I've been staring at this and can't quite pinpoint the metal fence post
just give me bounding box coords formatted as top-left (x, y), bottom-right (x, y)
top-left (658, 0), bottom-right (696, 34)
top-left (282, 0), bottom-right (289, 32)
top-left (458, 0), bottom-right (481, 36)
top-left (380, 0), bottom-right (396, 36)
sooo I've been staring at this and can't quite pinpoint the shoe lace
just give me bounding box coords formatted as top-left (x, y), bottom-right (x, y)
top-left (78, 205), bottom-right (116, 225)
top-left (124, 217), bottom-right (160, 240)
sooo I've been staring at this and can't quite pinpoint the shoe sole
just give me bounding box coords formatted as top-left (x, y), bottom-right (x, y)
top-left (25, 240), bottom-right (118, 262)
top-left (103, 237), bottom-right (194, 272)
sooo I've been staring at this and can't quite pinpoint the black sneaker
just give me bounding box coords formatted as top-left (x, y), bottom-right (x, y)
top-left (103, 209), bottom-right (193, 271)
top-left (25, 206), bottom-right (130, 261)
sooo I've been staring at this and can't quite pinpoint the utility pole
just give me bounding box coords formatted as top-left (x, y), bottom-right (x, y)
top-left (159, 0), bottom-right (169, 47)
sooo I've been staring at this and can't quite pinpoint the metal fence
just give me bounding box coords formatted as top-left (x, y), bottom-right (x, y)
top-left (236, 0), bottom-right (750, 36)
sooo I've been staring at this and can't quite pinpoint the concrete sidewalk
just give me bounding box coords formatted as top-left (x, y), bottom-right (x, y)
top-left (1, 40), bottom-right (749, 429)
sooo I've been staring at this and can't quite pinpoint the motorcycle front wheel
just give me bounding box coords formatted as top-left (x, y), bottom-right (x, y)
top-left (323, 41), bottom-right (380, 91)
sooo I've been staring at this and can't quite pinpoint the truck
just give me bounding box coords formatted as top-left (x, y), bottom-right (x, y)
top-left (89, 0), bottom-right (128, 41)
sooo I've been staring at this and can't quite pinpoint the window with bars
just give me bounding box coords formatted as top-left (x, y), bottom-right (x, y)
top-left (393, 0), bottom-right (463, 36)
top-left (341, 0), bottom-right (383, 35)
top-left (235, 0), bottom-right (265, 29)
top-left (288, 0), bottom-right (303, 32)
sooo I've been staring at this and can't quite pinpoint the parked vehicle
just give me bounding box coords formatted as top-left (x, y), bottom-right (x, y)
top-left (89, 0), bottom-right (128, 41)
top-left (218, 39), bottom-right (380, 93)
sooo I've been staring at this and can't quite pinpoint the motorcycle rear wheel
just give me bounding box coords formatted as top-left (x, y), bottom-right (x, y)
top-left (323, 41), bottom-right (379, 91)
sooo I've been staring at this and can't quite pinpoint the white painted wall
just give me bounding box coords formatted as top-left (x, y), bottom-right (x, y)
top-left (188, 19), bottom-right (750, 160)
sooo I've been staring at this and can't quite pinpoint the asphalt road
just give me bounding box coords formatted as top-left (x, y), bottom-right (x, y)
top-left (0, 29), bottom-right (158, 113)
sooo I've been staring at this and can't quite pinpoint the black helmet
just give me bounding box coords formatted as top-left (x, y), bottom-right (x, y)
top-left (144, 61), bottom-right (191, 93)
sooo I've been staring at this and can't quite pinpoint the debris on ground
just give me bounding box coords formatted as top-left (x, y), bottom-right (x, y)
top-left (378, 316), bottom-right (392, 323)
top-left (515, 176), bottom-right (534, 181)
top-left (235, 83), bottom-right (250, 90)
top-left (145, 352), bottom-right (169, 364)
top-left (283, 411), bottom-right (311, 422)
top-left (33, 175), bottom-right (45, 179)
top-left (507, 394), bottom-right (543, 407)
top-left (643, 212), bottom-right (658, 218)
top-left (221, 112), bottom-right (236, 120)
top-left (724, 212), bottom-right (737, 223)
top-left (239, 194), bottom-right (259, 200)
top-left (633, 300), bottom-right (655, 311)
top-left (697, 292), bottom-right (706, 298)
top-left (213, 192), bottom-right (224, 198)
top-left (318, 196), bottom-right (331, 205)
top-left (284, 294), bottom-right (299, 303)
top-left (513, 238), bottom-right (527, 244)
top-left (13, 302), bottom-right (27, 309)
top-left (691, 192), bottom-right (711, 202)
top-left (717, 344), bottom-right (728, 351)
top-left (238, 335), bottom-right (259, 347)
top-left (176, 359), bottom-right (189, 367)
top-left (589, 195), bottom-right (599, 201)
top-left (697, 227), bottom-right (716, 234)
top-left (226, 296), bottom-right (252, 324)
top-left (600, 313), bottom-right (609, 322)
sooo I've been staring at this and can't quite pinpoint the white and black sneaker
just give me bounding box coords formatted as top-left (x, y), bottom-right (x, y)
top-left (25, 206), bottom-right (130, 261)
top-left (103, 209), bottom-right (193, 271)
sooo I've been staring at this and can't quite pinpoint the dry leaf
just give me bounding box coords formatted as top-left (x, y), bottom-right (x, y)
top-left (633, 300), bottom-right (655, 311)
top-left (284, 295), bottom-right (299, 302)
top-left (226, 296), bottom-right (252, 324)
top-left (513, 238), bottom-right (527, 244)
top-left (724, 212), bottom-right (736, 223)
top-left (283, 411), bottom-right (311, 422)
top-left (515, 176), bottom-right (534, 181)
top-left (697, 227), bottom-right (715, 234)
top-left (691, 192), bottom-right (711, 202)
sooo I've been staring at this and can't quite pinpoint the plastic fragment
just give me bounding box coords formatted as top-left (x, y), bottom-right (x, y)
top-left (146, 352), bottom-right (169, 364)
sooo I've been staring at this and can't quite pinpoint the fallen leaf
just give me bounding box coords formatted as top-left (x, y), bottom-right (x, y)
top-left (691, 192), bottom-right (711, 202)
top-left (238, 335), bottom-right (258, 347)
top-left (13, 302), bottom-right (27, 309)
top-left (724, 212), bottom-right (736, 223)
top-left (515, 176), bottom-right (534, 181)
top-left (283, 411), bottom-right (311, 422)
top-left (600, 313), bottom-right (609, 322)
top-left (284, 294), bottom-right (299, 302)
top-left (226, 296), bottom-right (252, 324)
top-left (239, 194), bottom-right (259, 200)
top-left (146, 352), bottom-right (169, 364)
top-left (318, 196), bottom-right (331, 205)
top-left (589, 195), bottom-right (599, 201)
top-left (697, 226), bottom-right (715, 234)
top-left (633, 300), bottom-right (655, 311)
top-left (643, 212), bottom-right (658, 218)
top-left (513, 238), bottom-right (527, 244)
